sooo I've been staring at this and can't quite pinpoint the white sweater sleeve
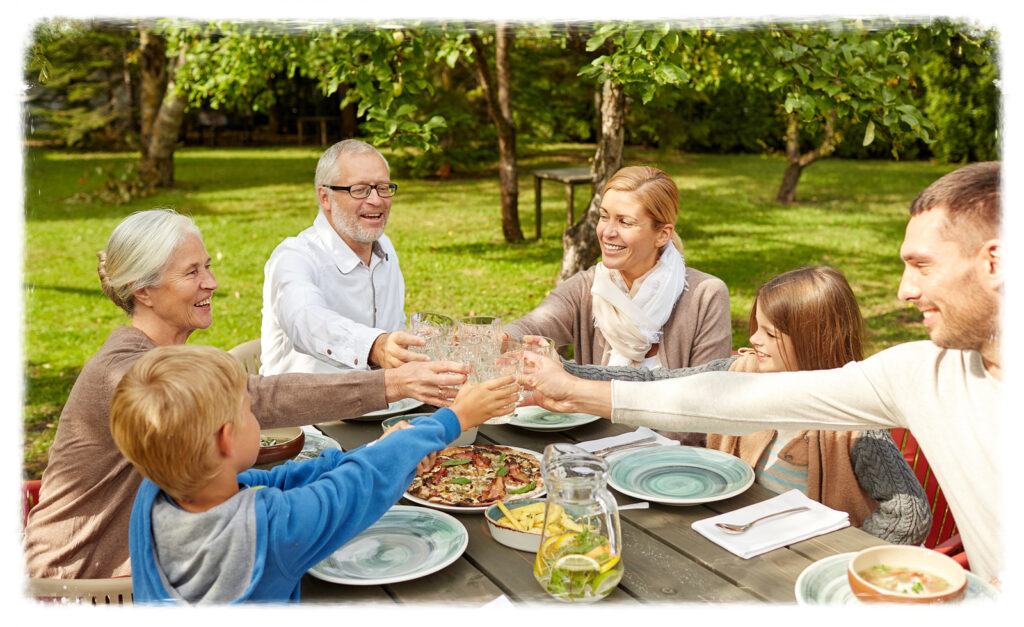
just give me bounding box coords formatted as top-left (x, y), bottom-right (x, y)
top-left (611, 348), bottom-right (908, 434)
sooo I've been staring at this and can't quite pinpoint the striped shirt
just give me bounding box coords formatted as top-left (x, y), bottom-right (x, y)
top-left (754, 433), bottom-right (809, 495)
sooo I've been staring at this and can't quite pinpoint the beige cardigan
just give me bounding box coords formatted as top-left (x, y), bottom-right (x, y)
top-left (23, 325), bottom-right (388, 579)
top-left (505, 265), bottom-right (732, 370)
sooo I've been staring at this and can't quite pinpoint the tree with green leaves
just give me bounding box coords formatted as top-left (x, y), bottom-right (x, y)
top-left (751, 22), bottom-right (936, 203)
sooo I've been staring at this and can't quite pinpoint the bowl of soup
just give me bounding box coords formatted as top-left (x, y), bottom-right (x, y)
top-left (847, 545), bottom-right (967, 603)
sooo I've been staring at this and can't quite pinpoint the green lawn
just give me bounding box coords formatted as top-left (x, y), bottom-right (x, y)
top-left (21, 144), bottom-right (952, 478)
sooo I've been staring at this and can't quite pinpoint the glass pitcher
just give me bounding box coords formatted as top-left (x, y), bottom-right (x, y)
top-left (533, 443), bottom-right (623, 602)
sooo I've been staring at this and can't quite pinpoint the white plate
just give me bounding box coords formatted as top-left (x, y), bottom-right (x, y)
top-left (351, 397), bottom-right (425, 421)
top-left (795, 552), bottom-right (1000, 604)
top-left (308, 505), bottom-right (467, 585)
top-left (509, 405), bottom-right (601, 432)
top-left (403, 445), bottom-right (546, 513)
top-left (294, 431), bottom-right (343, 462)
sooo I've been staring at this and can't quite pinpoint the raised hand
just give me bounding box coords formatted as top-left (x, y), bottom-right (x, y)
top-left (385, 359), bottom-right (470, 407)
top-left (370, 330), bottom-right (429, 368)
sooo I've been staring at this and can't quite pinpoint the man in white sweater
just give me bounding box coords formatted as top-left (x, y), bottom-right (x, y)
top-left (523, 162), bottom-right (1004, 583)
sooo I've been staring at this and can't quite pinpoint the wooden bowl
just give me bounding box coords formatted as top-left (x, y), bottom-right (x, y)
top-left (255, 427), bottom-right (305, 466)
top-left (847, 545), bottom-right (967, 603)
top-left (381, 413), bottom-right (477, 446)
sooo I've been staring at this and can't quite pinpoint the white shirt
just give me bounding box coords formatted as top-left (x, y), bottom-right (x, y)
top-left (260, 210), bottom-right (406, 375)
top-left (612, 341), bottom-right (1003, 582)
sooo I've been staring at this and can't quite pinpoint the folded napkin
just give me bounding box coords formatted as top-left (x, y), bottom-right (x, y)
top-left (692, 489), bottom-right (849, 559)
top-left (576, 426), bottom-right (680, 456)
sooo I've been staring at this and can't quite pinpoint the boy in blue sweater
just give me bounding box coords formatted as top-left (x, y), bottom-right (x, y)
top-left (110, 344), bottom-right (518, 604)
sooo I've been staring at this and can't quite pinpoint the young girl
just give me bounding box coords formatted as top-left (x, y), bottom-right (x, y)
top-left (561, 266), bottom-right (931, 544)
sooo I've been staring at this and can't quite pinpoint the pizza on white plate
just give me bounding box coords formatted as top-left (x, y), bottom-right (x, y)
top-left (407, 445), bottom-right (544, 507)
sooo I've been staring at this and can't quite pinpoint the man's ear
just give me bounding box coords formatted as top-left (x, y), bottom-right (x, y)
top-left (317, 186), bottom-right (332, 215)
top-left (978, 239), bottom-right (1002, 291)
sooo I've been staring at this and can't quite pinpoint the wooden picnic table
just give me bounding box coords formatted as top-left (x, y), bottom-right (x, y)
top-left (300, 408), bottom-right (885, 606)
top-left (531, 167), bottom-right (596, 239)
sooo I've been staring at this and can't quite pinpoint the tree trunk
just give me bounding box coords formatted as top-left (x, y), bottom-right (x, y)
top-left (775, 110), bottom-right (839, 204)
top-left (469, 23), bottom-right (524, 243)
top-left (557, 78), bottom-right (624, 283)
top-left (137, 29), bottom-right (166, 156)
top-left (138, 31), bottom-right (187, 188)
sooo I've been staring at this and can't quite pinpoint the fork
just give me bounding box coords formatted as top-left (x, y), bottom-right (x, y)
top-left (714, 506), bottom-right (810, 533)
top-left (591, 436), bottom-right (657, 457)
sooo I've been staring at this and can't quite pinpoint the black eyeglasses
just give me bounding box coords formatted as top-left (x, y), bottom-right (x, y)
top-left (322, 183), bottom-right (398, 199)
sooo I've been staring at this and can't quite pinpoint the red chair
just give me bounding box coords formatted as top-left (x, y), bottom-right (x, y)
top-left (889, 428), bottom-right (969, 569)
top-left (22, 479), bottom-right (41, 529)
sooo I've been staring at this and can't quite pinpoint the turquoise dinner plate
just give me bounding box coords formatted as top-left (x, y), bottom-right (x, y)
top-left (308, 505), bottom-right (468, 585)
top-left (607, 446), bottom-right (755, 505)
top-left (795, 553), bottom-right (999, 604)
top-left (509, 405), bottom-right (600, 432)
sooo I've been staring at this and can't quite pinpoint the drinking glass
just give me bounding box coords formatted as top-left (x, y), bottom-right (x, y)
top-left (522, 335), bottom-right (558, 360)
top-left (409, 311), bottom-right (455, 359)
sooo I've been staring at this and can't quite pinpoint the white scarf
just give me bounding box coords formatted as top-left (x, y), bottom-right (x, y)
top-left (591, 246), bottom-right (688, 366)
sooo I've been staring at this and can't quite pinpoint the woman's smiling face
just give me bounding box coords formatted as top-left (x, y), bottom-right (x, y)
top-left (748, 304), bottom-right (798, 372)
top-left (596, 188), bottom-right (673, 288)
top-left (135, 233), bottom-right (218, 343)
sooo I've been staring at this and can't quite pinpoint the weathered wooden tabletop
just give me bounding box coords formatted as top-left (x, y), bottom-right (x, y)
top-left (300, 408), bottom-right (884, 606)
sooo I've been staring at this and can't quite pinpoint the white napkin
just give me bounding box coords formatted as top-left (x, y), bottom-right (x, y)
top-left (692, 489), bottom-right (850, 559)
top-left (576, 426), bottom-right (680, 457)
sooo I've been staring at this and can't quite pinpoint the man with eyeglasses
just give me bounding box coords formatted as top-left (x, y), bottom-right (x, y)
top-left (260, 139), bottom-right (428, 378)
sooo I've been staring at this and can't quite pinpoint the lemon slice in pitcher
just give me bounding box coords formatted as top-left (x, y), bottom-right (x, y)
top-left (554, 554), bottom-right (601, 572)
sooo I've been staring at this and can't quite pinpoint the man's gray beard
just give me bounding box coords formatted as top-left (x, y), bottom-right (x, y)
top-left (331, 211), bottom-right (386, 244)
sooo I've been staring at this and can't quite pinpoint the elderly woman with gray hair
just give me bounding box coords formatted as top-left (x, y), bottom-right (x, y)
top-left (23, 208), bottom-right (468, 580)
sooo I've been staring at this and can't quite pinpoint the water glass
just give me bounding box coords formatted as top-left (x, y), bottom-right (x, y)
top-left (409, 311), bottom-right (455, 359)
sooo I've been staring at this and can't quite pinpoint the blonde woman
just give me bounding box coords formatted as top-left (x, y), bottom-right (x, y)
top-left (506, 165), bottom-right (731, 371)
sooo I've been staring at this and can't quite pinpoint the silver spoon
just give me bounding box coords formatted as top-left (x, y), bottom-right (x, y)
top-left (714, 506), bottom-right (810, 533)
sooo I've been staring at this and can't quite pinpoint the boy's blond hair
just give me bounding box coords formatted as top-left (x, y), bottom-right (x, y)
top-left (111, 344), bottom-right (248, 500)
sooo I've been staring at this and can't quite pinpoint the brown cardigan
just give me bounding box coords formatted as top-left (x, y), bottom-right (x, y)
top-left (505, 265), bottom-right (732, 370)
top-left (23, 325), bottom-right (388, 579)
top-left (707, 430), bottom-right (879, 527)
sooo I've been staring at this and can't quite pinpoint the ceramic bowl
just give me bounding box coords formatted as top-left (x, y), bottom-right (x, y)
top-left (484, 498), bottom-right (546, 552)
top-left (255, 427), bottom-right (305, 466)
top-left (381, 413), bottom-right (477, 446)
top-left (847, 545), bottom-right (968, 603)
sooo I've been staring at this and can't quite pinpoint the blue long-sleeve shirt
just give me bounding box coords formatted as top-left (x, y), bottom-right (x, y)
top-left (129, 408), bottom-right (461, 604)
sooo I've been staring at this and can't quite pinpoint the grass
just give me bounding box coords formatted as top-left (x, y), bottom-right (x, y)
top-left (21, 144), bottom-right (954, 479)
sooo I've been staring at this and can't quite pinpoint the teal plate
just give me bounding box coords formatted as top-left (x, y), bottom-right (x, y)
top-left (308, 505), bottom-right (468, 585)
top-left (509, 406), bottom-right (600, 432)
top-left (795, 553), bottom-right (1000, 604)
top-left (607, 446), bottom-right (754, 505)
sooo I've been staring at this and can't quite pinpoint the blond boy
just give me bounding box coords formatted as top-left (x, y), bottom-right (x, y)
top-left (111, 344), bottom-right (516, 604)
